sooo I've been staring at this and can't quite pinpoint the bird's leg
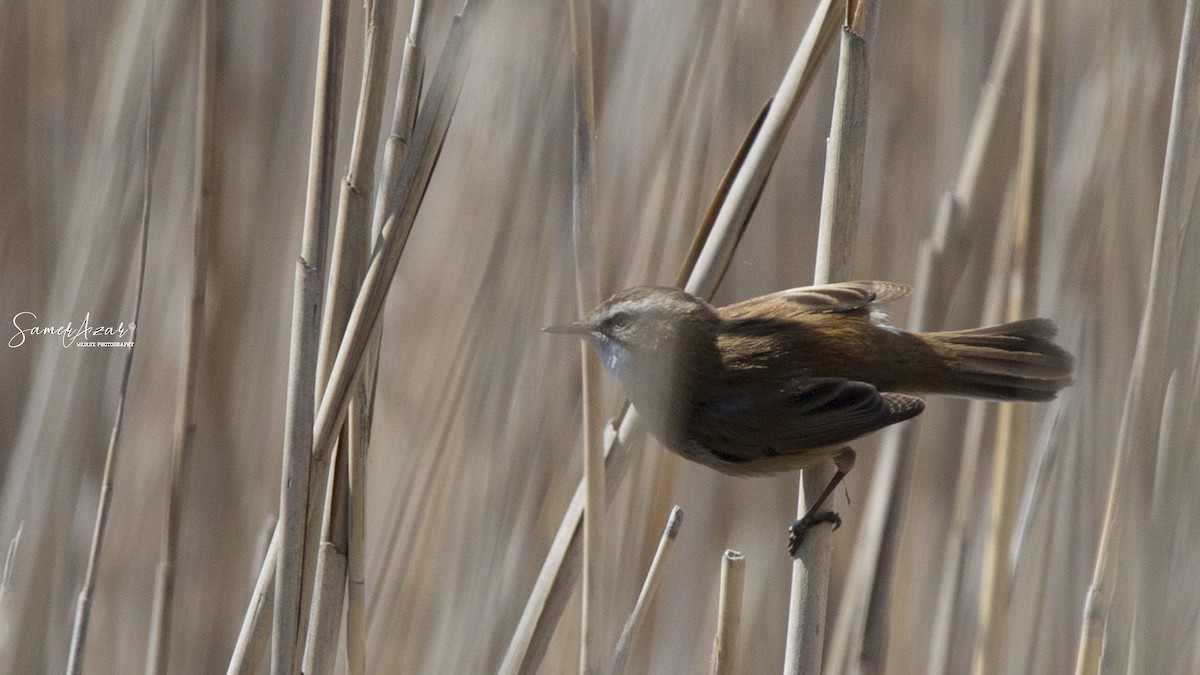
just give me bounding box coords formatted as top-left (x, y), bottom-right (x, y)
top-left (788, 447), bottom-right (857, 557)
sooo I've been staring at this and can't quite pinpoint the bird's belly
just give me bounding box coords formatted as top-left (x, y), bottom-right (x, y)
top-left (673, 435), bottom-right (842, 477)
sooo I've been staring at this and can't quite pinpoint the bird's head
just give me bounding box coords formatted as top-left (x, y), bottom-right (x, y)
top-left (543, 286), bottom-right (718, 383)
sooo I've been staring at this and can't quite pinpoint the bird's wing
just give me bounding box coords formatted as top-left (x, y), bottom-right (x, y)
top-left (692, 377), bottom-right (924, 474)
top-left (721, 281), bottom-right (911, 317)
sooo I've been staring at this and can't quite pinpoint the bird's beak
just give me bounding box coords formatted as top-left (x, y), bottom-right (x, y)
top-left (542, 322), bottom-right (591, 336)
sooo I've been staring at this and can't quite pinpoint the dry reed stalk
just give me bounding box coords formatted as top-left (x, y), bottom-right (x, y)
top-left (498, 411), bottom-right (632, 675)
top-left (0, 525), bottom-right (21, 597)
top-left (0, 523), bottom-right (17, 662)
top-left (307, 0), bottom-right (475, 522)
top-left (783, 4), bottom-right (870, 674)
top-left (306, 12), bottom-right (474, 662)
top-left (499, 1), bottom-right (842, 665)
top-left (0, 522), bottom-right (23, 657)
top-left (271, 0), bottom-right (348, 669)
top-left (676, 100), bottom-right (772, 288)
top-left (1132, 14), bottom-right (1200, 673)
top-left (65, 75), bottom-right (154, 675)
top-left (145, 9), bottom-right (215, 672)
top-left (228, 526), bottom-right (280, 675)
top-left (923, 209), bottom-right (1014, 675)
top-left (974, 1), bottom-right (1048, 670)
top-left (607, 506), bottom-right (683, 675)
top-left (1003, 393), bottom-right (1067, 675)
top-left (228, 4), bottom-right (467, 671)
top-left (566, 0), bottom-right (604, 672)
top-left (819, 0), bottom-right (1029, 671)
top-left (301, 0), bottom-right (400, 669)
top-left (372, 0), bottom-right (428, 238)
top-left (344, 381), bottom-right (374, 674)
top-left (302, 445), bottom-right (349, 674)
top-left (686, 0), bottom-right (841, 294)
top-left (351, 3), bottom-right (428, 671)
top-left (709, 550), bottom-right (745, 675)
top-left (1004, 70), bottom-right (1110, 648)
top-left (1149, 374), bottom-right (1179, 522)
top-left (1075, 0), bottom-right (1200, 671)
top-left (1009, 398), bottom-right (1065, 579)
top-left (359, 328), bottom-right (475, 629)
top-left (315, 0), bottom-right (399, 393)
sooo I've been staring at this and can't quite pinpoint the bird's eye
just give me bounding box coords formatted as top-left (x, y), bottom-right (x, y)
top-left (606, 311), bottom-right (632, 331)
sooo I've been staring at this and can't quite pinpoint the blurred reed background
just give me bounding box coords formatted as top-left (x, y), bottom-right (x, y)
top-left (1, 0), bottom-right (1196, 673)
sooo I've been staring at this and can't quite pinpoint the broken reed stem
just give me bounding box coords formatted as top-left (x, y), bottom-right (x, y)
top-left (146, 11), bottom-right (215, 673)
top-left (566, 0), bottom-right (604, 672)
top-left (1075, 0), bottom-right (1200, 671)
top-left (709, 550), bottom-right (745, 675)
top-left (974, 1), bottom-right (1047, 670)
top-left (66, 71), bottom-right (155, 675)
top-left (499, 3), bottom-right (842, 670)
top-left (607, 506), bottom-right (683, 675)
top-left (270, 0), bottom-right (348, 669)
top-left (784, 15), bottom-right (869, 675)
top-left (301, 0), bottom-right (399, 669)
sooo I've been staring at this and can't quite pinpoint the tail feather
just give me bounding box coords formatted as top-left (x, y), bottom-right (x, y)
top-left (926, 319), bottom-right (1074, 402)
top-left (956, 317), bottom-right (1059, 338)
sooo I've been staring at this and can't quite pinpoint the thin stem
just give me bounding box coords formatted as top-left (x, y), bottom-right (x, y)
top-left (372, 0), bottom-right (428, 239)
top-left (67, 60), bottom-right (155, 675)
top-left (146, 9), bottom-right (214, 671)
top-left (567, 0), bottom-right (603, 672)
top-left (924, 202), bottom-right (1015, 675)
top-left (822, 0), bottom-right (1031, 671)
top-left (784, 11), bottom-right (870, 675)
top-left (348, 3), bottom-right (429, 672)
top-left (709, 550), bottom-right (745, 675)
top-left (974, 0), bottom-right (1048, 668)
top-left (227, 526), bottom-right (280, 675)
top-left (271, 0), bottom-right (348, 668)
top-left (607, 506), bottom-right (683, 675)
top-left (308, 0), bottom-right (477, 531)
top-left (231, 4), bottom-right (471, 671)
top-left (301, 0), bottom-right (399, 668)
top-left (685, 0), bottom-right (841, 297)
top-left (1075, 0), bottom-right (1200, 670)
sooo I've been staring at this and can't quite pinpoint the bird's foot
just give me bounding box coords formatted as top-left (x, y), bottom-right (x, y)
top-left (787, 511), bottom-right (842, 558)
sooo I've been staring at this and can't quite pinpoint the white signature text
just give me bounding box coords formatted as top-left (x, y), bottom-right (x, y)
top-left (9, 312), bottom-right (136, 348)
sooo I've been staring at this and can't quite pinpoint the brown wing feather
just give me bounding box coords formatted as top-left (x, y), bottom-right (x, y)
top-left (720, 281), bottom-right (912, 319)
top-left (687, 377), bottom-right (924, 475)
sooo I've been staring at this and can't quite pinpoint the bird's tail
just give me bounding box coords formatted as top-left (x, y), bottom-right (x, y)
top-left (923, 318), bottom-right (1074, 401)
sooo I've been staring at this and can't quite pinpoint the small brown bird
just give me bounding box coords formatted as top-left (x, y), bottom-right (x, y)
top-left (546, 281), bottom-right (1073, 556)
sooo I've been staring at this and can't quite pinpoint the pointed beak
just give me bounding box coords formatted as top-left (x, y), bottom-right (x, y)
top-left (542, 322), bottom-right (592, 336)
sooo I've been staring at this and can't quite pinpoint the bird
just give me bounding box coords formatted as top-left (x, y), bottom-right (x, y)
top-left (545, 281), bottom-right (1074, 556)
